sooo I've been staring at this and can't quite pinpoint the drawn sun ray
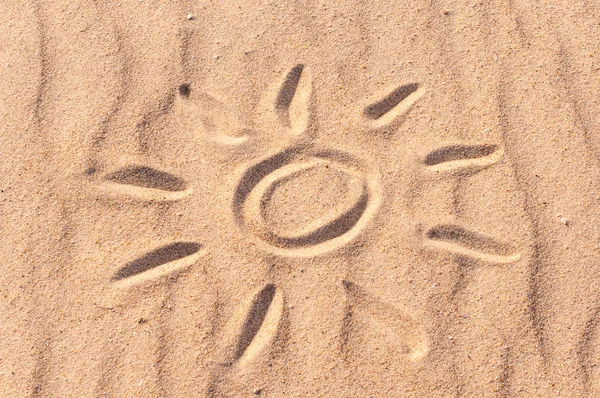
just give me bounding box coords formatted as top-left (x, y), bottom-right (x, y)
top-left (99, 165), bottom-right (193, 201)
top-left (112, 242), bottom-right (204, 288)
top-left (361, 82), bottom-right (427, 130)
top-left (424, 223), bottom-right (521, 265)
top-left (218, 284), bottom-right (284, 369)
top-left (422, 143), bottom-right (505, 176)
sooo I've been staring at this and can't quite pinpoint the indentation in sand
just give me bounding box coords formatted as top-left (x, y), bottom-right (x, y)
top-left (424, 223), bottom-right (520, 264)
top-left (112, 242), bottom-right (204, 287)
top-left (274, 64), bottom-right (312, 136)
top-left (99, 165), bottom-right (192, 201)
top-left (343, 280), bottom-right (429, 362)
top-left (220, 284), bottom-right (284, 369)
top-left (362, 82), bottom-right (426, 130)
top-left (244, 158), bottom-right (368, 248)
top-left (234, 149), bottom-right (379, 256)
top-left (423, 143), bottom-right (505, 176)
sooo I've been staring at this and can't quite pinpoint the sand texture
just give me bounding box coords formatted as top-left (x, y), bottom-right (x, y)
top-left (1, 0), bottom-right (600, 396)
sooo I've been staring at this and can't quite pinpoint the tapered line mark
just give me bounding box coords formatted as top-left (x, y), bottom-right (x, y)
top-left (364, 83), bottom-right (419, 120)
top-left (222, 284), bottom-right (284, 368)
top-left (423, 144), bottom-right (504, 175)
top-left (425, 224), bottom-right (520, 264)
top-left (233, 284), bottom-right (275, 361)
top-left (269, 64), bottom-right (313, 140)
top-left (343, 280), bottom-right (429, 362)
top-left (99, 165), bottom-right (192, 201)
top-left (363, 83), bottom-right (426, 129)
top-left (112, 242), bottom-right (203, 286)
top-left (276, 65), bottom-right (303, 114)
top-left (105, 165), bottom-right (186, 191)
top-left (424, 144), bottom-right (496, 165)
top-left (275, 64), bottom-right (304, 126)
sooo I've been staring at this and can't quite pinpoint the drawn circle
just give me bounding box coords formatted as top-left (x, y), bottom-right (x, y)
top-left (233, 148), bottom-right (381, 256)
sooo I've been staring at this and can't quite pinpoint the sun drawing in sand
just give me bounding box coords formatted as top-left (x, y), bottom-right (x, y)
top-left (95, 64), bottom-right (521, 389)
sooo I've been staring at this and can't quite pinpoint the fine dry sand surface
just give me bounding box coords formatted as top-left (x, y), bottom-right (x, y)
top-left (2, 1), bottom-right (600, 397)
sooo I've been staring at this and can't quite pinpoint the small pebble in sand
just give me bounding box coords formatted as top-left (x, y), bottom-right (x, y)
top-left (186, 13), bottom-right (194, 20)
top-left (560, 217), bottom-right (569, 226)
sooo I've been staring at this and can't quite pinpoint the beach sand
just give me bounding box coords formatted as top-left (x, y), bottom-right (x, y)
top-left (1, 1), bottom-right (600, 396)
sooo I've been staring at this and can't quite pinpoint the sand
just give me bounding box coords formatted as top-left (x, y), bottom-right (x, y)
top-left (1, 0), bottom-right (600, 396)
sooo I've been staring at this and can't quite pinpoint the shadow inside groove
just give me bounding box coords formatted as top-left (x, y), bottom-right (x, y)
top-left (104, 165), bottom-right (188, 192)
top-left (423, 144), bottom-right (497, 166)
top-left (112, 242), bottom-right (202, 281)
top-left (276, 64), bottom-right (305, 112)
top-left (233, 284), bottom-right (277, 361)
top-left (364, 83), bottom-right (420, 120)
top-left (426, 224), bottom-right (514, 256)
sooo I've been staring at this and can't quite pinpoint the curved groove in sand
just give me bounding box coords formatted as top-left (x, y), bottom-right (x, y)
top-left (245, 159), bottom-right (369, 248)
top-left (111, 242), bottom-right (204, 287)
top-left (423, 144), bottom-right (504, 176)
top-left (233, 148), bottom-right (381, 256)
top-left (99, 165), bottom-right (192, 201)
top-left (425, 224), bottom-right (521, 265)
